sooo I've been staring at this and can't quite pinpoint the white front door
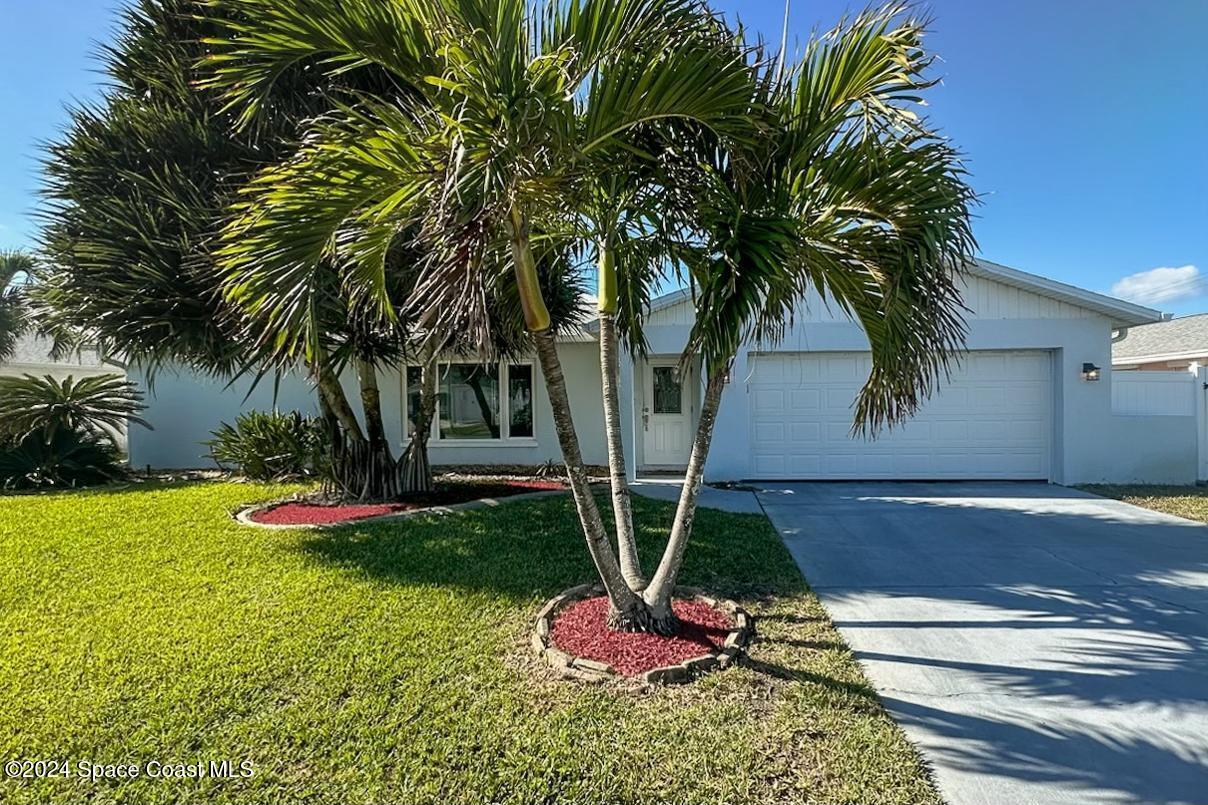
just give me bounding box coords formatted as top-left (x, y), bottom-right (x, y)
top-left (642, 360), bottom-right (692, 466)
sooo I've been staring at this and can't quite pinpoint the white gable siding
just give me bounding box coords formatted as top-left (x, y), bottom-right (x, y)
top-left (647, 296), bottom-right (695, 327)
top-left (959, 273), bottom-right (1098, 320)
top-left (648, 273), bottom-right (1105, 328)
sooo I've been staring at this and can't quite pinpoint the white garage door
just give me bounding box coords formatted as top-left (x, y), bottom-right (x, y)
top-left (749, 351), bottom-right (1052, 480)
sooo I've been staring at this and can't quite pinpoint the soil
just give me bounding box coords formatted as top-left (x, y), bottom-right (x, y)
top-left (550, 596), bottom-right (733, 676)
top-left (248, 479), bottom-right (565, 526)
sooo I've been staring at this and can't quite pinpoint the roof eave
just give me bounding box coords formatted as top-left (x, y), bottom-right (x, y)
top-left (1112, 349), bottom-right (1208, 366)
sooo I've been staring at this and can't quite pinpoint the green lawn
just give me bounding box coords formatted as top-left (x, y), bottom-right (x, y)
top-left (0, 482), bottom-right (937, 804)
top-left (1081, 484), bottom-right (1208, 523)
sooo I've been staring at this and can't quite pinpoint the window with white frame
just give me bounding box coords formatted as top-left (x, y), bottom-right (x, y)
top-left (405, 362), bottom-right (535, 442)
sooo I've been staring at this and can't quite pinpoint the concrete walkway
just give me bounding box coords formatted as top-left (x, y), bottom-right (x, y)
top-left (757, 482), bottom-right (1208, 805)
top-left (630, 480), bottom-right (763, 514)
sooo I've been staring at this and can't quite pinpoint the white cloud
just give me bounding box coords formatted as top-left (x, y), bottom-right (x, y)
top-left (1110, 265), bottom-right (1202, 304)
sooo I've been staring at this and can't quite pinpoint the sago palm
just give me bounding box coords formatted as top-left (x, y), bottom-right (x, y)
top-left (0, 373), bottom-right (151, 446)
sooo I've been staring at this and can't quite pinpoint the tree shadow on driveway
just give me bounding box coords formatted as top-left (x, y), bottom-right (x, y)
top-left (760, 482), bottom-right (1208, 804)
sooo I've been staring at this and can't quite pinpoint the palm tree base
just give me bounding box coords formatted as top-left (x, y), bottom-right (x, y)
top-left (533, 585), bottom-right (756, 683)
top-left (606, 603), bottom-right (679, 636)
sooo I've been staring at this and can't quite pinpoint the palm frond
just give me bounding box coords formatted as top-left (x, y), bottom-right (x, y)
top-left (199, 0), bottom-right (439, 126)
top-left (217, 102), bottom-right (434, 361)
top-left (678, 3), bottom-right (977, 429)
top-left (0, 250), bottom-right (36, 362)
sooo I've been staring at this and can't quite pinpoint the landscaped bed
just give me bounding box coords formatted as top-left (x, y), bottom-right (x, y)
top-left (550, 594), bottom-right (733, 676)
top-left (0, 481), bottom-right (939, 804)
top-left (245, 478), bottom-right (565, 526)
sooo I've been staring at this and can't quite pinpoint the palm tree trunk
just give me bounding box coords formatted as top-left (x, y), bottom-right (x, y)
top-left (597, 244), bottom-right (644, 590)
top-left (354, 358), bottom-right (397, 500)
top-left (356, 359), bottom-right (389, 449)
top-left (401, 350), bottom-right (437, 493)
top-left (508, 207), bottom-right (647, 625)
top-left (532, 328), bottom-right (650, 625)
top-left (313, 356), bottom-right (364, 442)
top-left (642, 367), bottom-right (728, 632)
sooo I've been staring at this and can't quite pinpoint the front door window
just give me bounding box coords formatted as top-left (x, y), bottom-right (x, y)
top-left (652, 366), bottom-right (682, 414)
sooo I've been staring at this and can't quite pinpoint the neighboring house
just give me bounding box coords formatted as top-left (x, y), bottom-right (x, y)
top-left (1113, 313), bottom-right (1208, 371)
top-left (120, 258), bottom-right (1208, 485)
top-left (0, 333), bottom-right (115, 381)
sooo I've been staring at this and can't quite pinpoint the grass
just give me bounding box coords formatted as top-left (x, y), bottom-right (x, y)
top-left (1081, 484), bottom-right (1208, 523)
top-left (0, 481), bottom-right (938, 805)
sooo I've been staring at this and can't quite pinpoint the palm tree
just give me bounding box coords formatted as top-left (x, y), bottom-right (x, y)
top-left (628, 7), bottom-right (978, 628)
top-left (34, 0), bottom-right (436, 498)
top-left (201, 1), bottom-right (976, 632)
top-left (0, 250), bottom-right (35, 363)
top-left (203, 0), bottom-right (755, 625)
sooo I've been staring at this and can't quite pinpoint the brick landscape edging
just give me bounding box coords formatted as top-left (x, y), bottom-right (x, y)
top-left (233, 489), bottom-right (567, 530)
top-left (531, 584), bottom-right (756, 685)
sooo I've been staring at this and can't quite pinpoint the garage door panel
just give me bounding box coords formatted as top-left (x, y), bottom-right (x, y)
top-left (753, 421), bottom-right (785, 443)
top-left (788, 455), bottom-right (821, 476)
top-left (789, 422), bottom-right (821, 443)
top-left (824, 387), bottom-right (856, 411)
top-left (790, 388), bottom-right (821, 410)
top-left (823, 356), bottom-right (860, 380)
top-left (749, 351), bottom-right (1052, 480)
top-left (931, 420), bottom-right (970, 442)
top-left (926, 387), bottom-right (971, 412)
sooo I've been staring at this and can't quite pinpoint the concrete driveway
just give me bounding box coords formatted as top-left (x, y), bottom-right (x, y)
top-left (757, 482), bottom-right (1208, 805)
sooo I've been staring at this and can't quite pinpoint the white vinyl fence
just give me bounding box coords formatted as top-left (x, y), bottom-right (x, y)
top-left (1113, 371), bottom-right (1197, 416)
top-left (1111, 367), bottom-right (1208, 482)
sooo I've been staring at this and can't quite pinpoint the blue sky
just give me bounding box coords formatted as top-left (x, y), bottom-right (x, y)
top-left (2, 1), bottom-right (1206, 313)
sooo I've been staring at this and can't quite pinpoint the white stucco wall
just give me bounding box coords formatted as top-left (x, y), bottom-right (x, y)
top-left (128, 341), bottom-right (606, 470)
top-left (127, 366), bottom-right (330, 469)
top-left (119, 268), bottom-right (1190, 484)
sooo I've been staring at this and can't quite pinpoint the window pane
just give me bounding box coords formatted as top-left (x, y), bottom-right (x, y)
top-left (508, 365), bottom-right (533, 438)
top-left (439, 364), bottom-right (500, 439)
top-left (652, 366), bottom-right (682, 414)
top-left (405, 366), bottom-right (424, 437)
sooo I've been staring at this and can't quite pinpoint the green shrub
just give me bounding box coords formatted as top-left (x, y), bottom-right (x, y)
top-left (205, 410), bottom-right (328, 481)
top-left (0, 427), bottom-right (125, 490)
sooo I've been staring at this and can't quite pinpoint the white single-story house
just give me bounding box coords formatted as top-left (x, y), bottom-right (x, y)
top-left (11, 259), bottom-right (1205, 485)
top-left (1113, 312), bottom-right (1208, 371)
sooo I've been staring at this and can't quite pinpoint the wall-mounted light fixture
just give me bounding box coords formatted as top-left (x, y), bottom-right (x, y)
top-left (1081, 362), bottom-right (1101, 382)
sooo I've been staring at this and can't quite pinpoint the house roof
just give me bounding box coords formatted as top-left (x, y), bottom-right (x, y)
top-left (1112, 313), bottom-right (1208, 364)
top-left (633, 259), bottom-right (1163, 329)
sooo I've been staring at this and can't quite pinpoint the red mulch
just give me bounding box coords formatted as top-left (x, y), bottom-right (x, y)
top-left (550, 596), bottom-right (733, 676)
top-left (251, 501), bottom-right (411, 525)
top-left (248, 480), bottom-right (565, 526)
